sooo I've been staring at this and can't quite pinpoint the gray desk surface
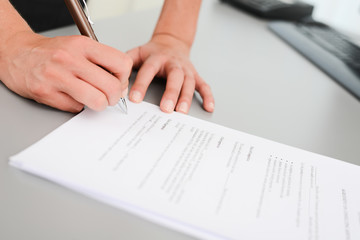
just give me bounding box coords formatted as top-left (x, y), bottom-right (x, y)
top-left (1, 1), bottom-right (360, 239)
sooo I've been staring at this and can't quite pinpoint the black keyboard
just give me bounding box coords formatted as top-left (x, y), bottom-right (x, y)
top-left (221, 0), bottom-right (314, 20)
top-left (239, 0), bottom-right (286, 9)
top-left (269, 21), bottom-right (360, 100)
top-left (296, 22), bottom-right (360, 72)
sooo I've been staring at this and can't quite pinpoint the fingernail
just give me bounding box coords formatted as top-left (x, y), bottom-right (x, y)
top-left (178, 102), bottom-right (188, 113)
top-left (161, 100), bottom-right (174, 113)
top-left (208, 102), bottom-right (215, 112)
top-left (122, 88), bottom-right (128, 98)
top-left (130, 91), bottom-right (142, 103)
top-left (74, 104), bottom-right (84, 113)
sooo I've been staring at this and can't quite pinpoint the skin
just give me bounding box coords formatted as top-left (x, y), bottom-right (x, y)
top-left (127, 0), bottom-right (215, 114)
top-left (0, 0), bottom-right (214, 114)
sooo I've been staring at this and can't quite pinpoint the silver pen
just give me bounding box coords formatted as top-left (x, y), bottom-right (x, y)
top-left (64, 0), bottom-right (128, 114)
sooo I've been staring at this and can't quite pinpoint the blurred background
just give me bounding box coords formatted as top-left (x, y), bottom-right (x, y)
top-left (87, 0), bottom-right (360, 37)
top-left (87, 0), bottom-right (163, 21)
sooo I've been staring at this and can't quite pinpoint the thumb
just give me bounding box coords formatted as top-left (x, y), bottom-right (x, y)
top-left (126, 47), bottom-right (142, 69)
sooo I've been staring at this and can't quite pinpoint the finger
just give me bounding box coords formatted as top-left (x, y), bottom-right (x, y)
top-left (73, 59), bottom-right (124, 106)
top-left (175, 75), bottom-right (196, 114)
top-left (38, 91), bottom-right (84, 113)
top-left (126, 47), bottom-right (142, 69)
top-left (60, 74), bottom-right (109, 111)
top-left (84, 40), bottom-right (133, 78)
top-left (160, 64), bottom-right (184, 113)
top-left (195, 74), bottom-right (215, 112)
top-left (28, 61), bottom-right (106, 111)
top-left (129, 55), bottom-right (164, 103)
top-left (49, 39), bottom-right (128, 105)
top-left (82, 39), bottom-right (132, 95)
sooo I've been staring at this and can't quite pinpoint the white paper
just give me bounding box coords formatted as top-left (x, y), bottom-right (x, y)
top-left (10, 101), bottom-right (360, 240)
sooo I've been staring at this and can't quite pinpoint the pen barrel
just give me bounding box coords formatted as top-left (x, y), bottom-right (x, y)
top-left (64, 0), bottom-right (98, 41)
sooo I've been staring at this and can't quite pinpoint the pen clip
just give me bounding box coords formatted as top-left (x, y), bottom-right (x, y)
top-left (81, 0), bottom-right (94, 25)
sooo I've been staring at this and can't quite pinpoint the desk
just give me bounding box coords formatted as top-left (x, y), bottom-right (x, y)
top-left (1, 1), bottom-right (360, 239)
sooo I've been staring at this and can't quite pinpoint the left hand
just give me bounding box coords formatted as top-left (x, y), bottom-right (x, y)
top-left (126, 33), bottom-right (214, 114)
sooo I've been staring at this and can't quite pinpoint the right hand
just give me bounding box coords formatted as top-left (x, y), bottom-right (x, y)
top-left (0, 31), bottom-right (132, 112)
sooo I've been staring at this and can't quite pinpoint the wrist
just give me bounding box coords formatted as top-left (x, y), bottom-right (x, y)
top-left (0, 30), bottom-right (38, 61)
top-left (152, 0), bottom-right (201, 50)
top-left (151, 33), bottom-right (192, 56)
top-left (152, 31), bottom-right (194, 49)
top-left (0, 30), bottom-right (40, 86)
top-left (0, 1), bottom-right (33, 45)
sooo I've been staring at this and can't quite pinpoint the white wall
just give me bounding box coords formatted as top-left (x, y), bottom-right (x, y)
top-left (87, 0), bottom-right (360, 37)
top-left (312, 0), bottom-right (360, 36)
top-left (87, 0), bottom-right (164, 20)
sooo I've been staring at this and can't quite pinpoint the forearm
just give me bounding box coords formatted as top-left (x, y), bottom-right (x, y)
top-left (0, 0), bottom-right (32, 47)
top-left (127, 0), bottom-right (214, 114)
top-left (0, 0), bottom-right (131, 113)
top-left (152, 0), bottom-right (202, 48)
top-left (0, 0), bottom-right (35, 87)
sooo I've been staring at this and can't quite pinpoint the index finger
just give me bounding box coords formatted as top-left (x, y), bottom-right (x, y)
top-left (82, 38), bottom-right (133, 82)
top-left (195, 74), bottom-right (215, 112)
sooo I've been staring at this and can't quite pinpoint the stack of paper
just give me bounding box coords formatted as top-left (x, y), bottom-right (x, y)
top-left (10, 101), bottom-right (360, 240)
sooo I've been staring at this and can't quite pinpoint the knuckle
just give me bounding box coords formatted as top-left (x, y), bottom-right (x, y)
top-left (91, 95), bottom-right (108, 111)
top-left (185, 75), bottom-right (196, 85)
top-left (50, 48), bottom-right (71, 65)
top-left (143, 61), bottom-right (158, 73)
top-left (67, 35), bottom-right (88, 47)
top-left (168, 65), bottom-right (182, 74)
top-left (180, 90), bottom-right (194, 99)
top-left (166, 86), bottom-right (180, 97)
top-left (124, 54), bottom-right (133, 69)
top-left (28, 82), bottom-right (50, 98)
top-left (199, 82), bottom-right (211, 92)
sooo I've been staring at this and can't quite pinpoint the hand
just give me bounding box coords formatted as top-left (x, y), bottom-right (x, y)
top-left (126, 33), bottom-right (214, 114)
top-left (0, 31), bottom-right (132, 112)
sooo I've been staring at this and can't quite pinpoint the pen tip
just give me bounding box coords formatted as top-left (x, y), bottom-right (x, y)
top-left (118, 98), bottom-right (128, 114)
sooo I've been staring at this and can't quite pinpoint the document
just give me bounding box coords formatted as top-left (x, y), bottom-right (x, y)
top-left (10, 101), bottom-right (360, 240)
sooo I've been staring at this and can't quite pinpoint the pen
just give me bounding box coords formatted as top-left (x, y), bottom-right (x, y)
top-left (64, 0), bottom-right (128, 114)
